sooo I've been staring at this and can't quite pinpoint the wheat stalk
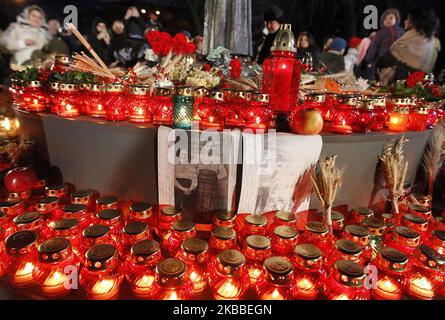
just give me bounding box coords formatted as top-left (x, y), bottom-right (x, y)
top-left (311, 155), bottom-right (344, 236)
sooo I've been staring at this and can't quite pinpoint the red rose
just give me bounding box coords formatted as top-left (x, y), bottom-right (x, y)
top-left (426, 83), bottom-right (442, 97)
top-left (203, 63), bottom-right (211, 72)
top-left (406, 71), bottom-right (427, 88)
top-left (229, 58), bottom-right (242, 79)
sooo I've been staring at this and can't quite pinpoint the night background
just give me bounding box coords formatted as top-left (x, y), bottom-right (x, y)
top-left (0, 0), bottom-right (444, 71)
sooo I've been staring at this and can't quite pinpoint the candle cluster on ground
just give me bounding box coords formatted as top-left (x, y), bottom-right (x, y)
top-left (0, 176), bottom-right (444, 300)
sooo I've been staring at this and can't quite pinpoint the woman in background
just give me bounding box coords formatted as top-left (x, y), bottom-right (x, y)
top-left (88, 18), bottom-right (113, 65)
top-left (296, 31), bottom-right (321, 70)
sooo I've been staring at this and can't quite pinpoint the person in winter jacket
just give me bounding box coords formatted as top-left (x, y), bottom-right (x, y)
top-left (319, 37), bottom-right (347, 74)
top-left (87, 18), bottom-right (113, 65)
top-left (344, 37), bottom-right (361, 73)
top-left (364, 8), bottom-right (404, 79)
top-left (0, 5), bottom-right (50, 65)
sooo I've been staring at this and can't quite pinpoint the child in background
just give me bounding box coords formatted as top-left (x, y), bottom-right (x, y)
top-left (364, 8), bottom-right (405, 79)
top-left (344, 37), bottom-right (361, 73)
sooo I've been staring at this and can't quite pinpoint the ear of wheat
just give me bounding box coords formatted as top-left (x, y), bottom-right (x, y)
top-left (311, 155), bottom-right (344, 235)
top-left (379, 136), bottom-right (409, 214)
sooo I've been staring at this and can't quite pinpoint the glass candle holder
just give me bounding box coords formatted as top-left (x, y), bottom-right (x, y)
top-left (272, 226), bottom-right (299, 256)
top-left (71, 190), bottom-right (99, 213)
top-left (427, 230), bottom-right (445, 255)
top-left (241, 214), bottom-right (269, 243)
top-left (243, 93), bottom-right (272, 131)
top-left (409, 204), bottom-right (433, 222)
top-left (0, 231), bottom-right (38, 288)
top-left (79, 224), bottom-right (115, 259)
top-left (120, 222), bottom-right (150, 259)
top-left (9, 78), bottom-right (24, 107)
top-left (151, 88), bottom-right (174, 126)
top-left (161, 221), bottom-right (196, 256)
top-left (0, 211), bottom-right (8, 242)
top-left (78, 83), bottom-right (91, 115)
top-left (173, 87), bottom-right (194, 129)
top-left (33, 238), bottom-right (80, 298)
top-left (104, 83), bottom-right (128, 122)
top-left (324, 260), bottom-right (370, 300)
top-left (175, 238), bottom-right (209, 295)
top-left (301, 221), bottom-right (330, 254)
top-left (54, 83), bottom-right (80, 117)
top-left (256, 257), bottom-right (294, 300)
top-left (80, 244), bottom-right (125, 300)
top-left (272, 211), bottom-right (297, 230)
top-left (409, 107), bottom-right (429, 131)
top-left (223, 90), bottom-right (251, 128)
top-left (193, 87), bottom-right (208, 121)
top-left (424, 102), bottom-right (439, 129)
top-left (85, 84), bottom-right (106, 117)
top-left (343, 225), bottom-right (373, 263)
top-left (0, 200), bottom-right (25, 219)
top-left (243, 235), bottom-right (272, 287)
top-left (155, 206), bottom-right (183, 238)
top-left (350, 207), bottom-right (374, 225)
top-left (208, 249), bottom-right (249, 300)
top-left (21, 80), bottom-right (49, 112)
top-left (12, 212), bottom-right (46, 240)
top-left (382, 213), bottom-right (397, 233)
top-left (331, 211), bottom-right (345, 239)
top-left (62, 204), bottom-right (92, 229)
top-left (304, 92), bottom-right (329, 120)
top-left (128, 202), bottom-right (153, 225)
top-left (208, 227), bottom-right (238, 256)
top-left (48, 219), bottom-right (82, 256)
top-left (48, 82), bottom-right (61, 114)
top-left (96, 196), bottom-right (119, 212)
top-left (365, 96), bottom-right (387, 131)
top-left (35, 197), bottom-right (62, 222)
top-left (290, 244), bottom-right (325, 300)
top-left (196, 91), bottom-right (225, 130)
top-left (148, 258), bottom-right (194, 300)
top-left (388, 107), bottom-right (410, 132)
top-left (363, 217), bottom-right (387, 257)
top-left (351, 100), bottom-right (375, 134)
top-left (212, 210), bottom-right (237, 229)
top-left (128, 86), bottom-right (152, 124)
top-left (326, 239), bottom-right (365, 269)
top-left (330, 94), bottom-right (359, 134)
top-left (96, 209), bottom-right (123, 242)
top-left (372, 247), bottom-right (408, 300)
top-left (51, 55), bottom-right (71, 73)
top-left (125, 240), bottom-right (162, 298)
top-left (405, 245), bottom-right (445, 300)
top-left (384, 226), bottom-right (421, 257)
top-left (45, 184), bottom-right (69, 203)
top-left (401, 214), bottom-right (429, 239)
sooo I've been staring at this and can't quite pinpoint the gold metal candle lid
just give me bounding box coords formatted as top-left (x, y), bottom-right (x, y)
top-left (38, 238), bottom-right (71, 262)
top-left (352, 207), bottom-right (374, 217)
top-left (335, 239), bottom-right (362, 255)
top-left (156, 87), bottom-right (174, 96)
top-left (55, 55), bottom-right (71, 65)
top-left (392, 106), bottom-right (410, 114)
top-left (213, 210), bottom-right (236, 222)
top-left (414, 107), bottom-right (429, 115)
top-left (130, 202), bottom-right (153, 214)
top-left (274, 226), bottom-right (298, 239)
top-left (403, 213), bottom-right (427, 225)
top-left (177, 86), bottom-right (194, 97)
top-left (305, 221), bottom-right (328, 234)
top-left (306, 92), bottom-right (326, 103)
top-left (295, 244), bottom-right (322, 261)
top-left (46, 184), bottom-right (68, 197)
top-left (50, 82), bottom-right (61, 90)
top-left (83, 224), bottom-right (110, 238)
top-left (129, 85), bottom-right (149, 95)
top-left (71, 189), bottom-right (96, 201)
top-left (13, 212), bottom-right (41, 225)
top-left (88, 83), bottom-right (105, 92)
top-left (97, 196), bottom-right (118, 206)
top-left (218, 249), bottom-right (245, 267)
top-left (395, 226), bottom-right (420, 239)
top-left (409, 204), bottom-right (431, 214)
top-left (51, 218), bottom-right (79, 231)
top-left (334, 260), bottom-right (365, 287)
top-left (97, 209), bottom-right (121, 221)
top-left (252, 93), bottom-right (270, 103)
top-left (193, 87), bottom-right (208, 97)
top-left (332, 211), bottom-right (345, 221)
top-left (246, 235), bottom-right (271, 250)
top-left (275, 211), bottom-right (296, 223)
top-left (245, 214), bottom-right (267, 226)
top-left (123, 221), bottom-right (148, 235)
top-left (59, 83), bottom-right (79, 92)
top-left (63, 204), bottom-right (87, 214)
top-left (345, 225), bottom-right (370, 237)
top-left (417, 245), bottom-right (445, 270)
top-left (337, 94), bottom-right (359, 106)
top-left (36, 197), bottom-right (59, 211)
top-left (172, 220), bottom-right (195, 232)
top-left (86, 244), bottom-right (117, 271)
top-left (161, 206), bottom-right (182, 217)
top-left (364, 217), bottom-right (386, 235)
top-left (377, 247), bottom-right (408, 272)
top-left (132, 240), bottom-right (160, 258)
top-left (182, 238), bottom-right (208, 255)
top-left (432, 230), bottom-right (445, 242)
top-left (106, 83), bottom-right (125, 92)
top-left (5, 231), bottom-right (38, 256)
top-left (271, 24), bottom-right (297, 52)
top-left (210, 91), bottom-right (224, 102)
top-left (157, 258), bottom-right (187, 278)
top-left (23, 80), bottom-right (42, 88)
top-left (212, 226), bottom-right (236, 240)
top-left (358, 100), bottom-right (375, 110)
top-left (264, 257), bottom-right (293, 277)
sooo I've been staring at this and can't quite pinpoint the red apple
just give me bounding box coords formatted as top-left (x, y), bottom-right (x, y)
top-left (291, 109), bottom-right (324, 135)
top-left (4, 167), bottom-right (38, 193)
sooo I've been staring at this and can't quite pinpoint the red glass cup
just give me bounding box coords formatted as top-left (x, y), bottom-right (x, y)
top-left (79, 244), bottom-right (125, 300)
top-left (35, 197), bottom-right (62, 222)
top-left (161, 221), bottom-right (196, 256)
top-left (290, 244), bottom-right (325, 300)
top-left (21, 80), bottom-right (49, 112)
top-left (33, 238), bottom-right (80, 298)
top-left (0, 231), bottom-right (38, 288)
top-left (79, 224), bottom-right (116, 259)
top-left (388, 107), bottom-right (410, 132)
top-left (125, 240), bottom-right (162, 298)
top-left (223, 90), bottom-right (251, 128)
top-left (127, 202), bottom-right (153, 225)
top-left (103, 83), bottom-right (129, 122)
top-left (408, 204), bottom-right (433, 222)
top-left (62, 204), bottom-right (92, 229)
top-left (208, 249), bottom-right (249, 300)
top-left (48, 218), bottom-right (82, 255)
top-left (426, 230), bottom-right (445, 255)
top-left (371, 247), bottom-right (408, 300)
top-left (330, 94), bottom-right (359, 134)
top-left (0, 200), bottom-right (26, 219)
top-left (212, 210), bottom-right (237, 229)
top-left (119, 222), bottom-right (151, 259)
top-left (352, 101), bottom-right (375, 134)
top-left (301, 221), bottom-right (330, 254)
top-left (384, 226), bottom-right (421, 257)
top-left (96, 209), bottom-right (123, 242)
top-left (208, 226), bottom-right (239, 256)
top-left (409, 107), bottom-right (429, 131)
top-left (303, 92), bottom-right (329, 120)
top-left (350, 207), bottom-right (374, 225)
top-left (45, 184), bottom-right (70, 203)
top-left (324, 260), bottom-right (370, 300)
top-left (71, 190), bottom-right (99, 213)
top-left (12, 212), bottom-right (46, 240)
top-left (271, 211), bottom-right (297, 230)
top-left (271, 226), bottom-right (299, 256)
top-left (243, 235), bottom-right (272, 287)
top-left (85, 84), bottom-right (106, 117)
top-left (96, 196), bottom-right (119, 212)
top-left (242, 93), bottom-right (272, 131)
top-left (54, 84), bottom-right (80, 117)
top-left (175, 238), bottom-right (209, 296)
top-left (150, 88), bottom-right (174, 126)
top-left (256, 257), bottom-right (294, 300)
top-left (128, 86), bottom-right (152, 124)
top-left (343, 225), bottom-right (373, 263)
top-left (240, 214), bottom-right (269, 243)
top-left (155, 206), bottom-right (183, 238)
top-left (401, 214), bottom-right (429, 240)
top-left (196, 91), bottom-right (225, 130)
top-left (326, 239), bottom-right (365, 269)
top-left (331, 211), bottom-right (345, 239)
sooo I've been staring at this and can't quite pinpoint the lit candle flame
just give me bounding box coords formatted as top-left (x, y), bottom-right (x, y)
top-left (43, 270), bottom-right (67, 287)
top-left (216, 280), bottom-right (239, 299)
top-left (2, 118), bottom-right (11, 131)
top-left (262, 288), bottom-right (284, 300)
top-left (92, 278), bottom-right (115, 295)
top-left (134, 274), bottom-right (155, 292)
top-left (333, 294), bottom-right (349, 300)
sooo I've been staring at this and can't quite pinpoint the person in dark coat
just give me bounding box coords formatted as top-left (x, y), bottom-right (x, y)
top-left (296, 31), bottom-right (321, 70)
top-left (88, 18), bottom-right (113, 65)
top-left (319, 37), bottom-right (347, 74)
top-left (256, 6), bottom-right (285, 65)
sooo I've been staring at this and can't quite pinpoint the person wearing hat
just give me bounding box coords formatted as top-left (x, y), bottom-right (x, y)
top-left (344, 37), bottom-right (362, 73)
top-left (319, 37), bottom-right (347, 74)
top-left (256, 6), bottom-right (285, 65)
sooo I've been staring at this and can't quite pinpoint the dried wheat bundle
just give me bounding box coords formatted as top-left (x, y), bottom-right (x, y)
top-left (421, 120), bottom-right (445, 198)
top-left (379, 136), bottom-right (409, 214)
top-left (311, 155), bottom-right (344, 234)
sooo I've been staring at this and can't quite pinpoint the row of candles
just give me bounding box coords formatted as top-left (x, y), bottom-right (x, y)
top-left (0, 181), bottom-right (444, 300)
top-left (9, 77), bottom-right (444, 134)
